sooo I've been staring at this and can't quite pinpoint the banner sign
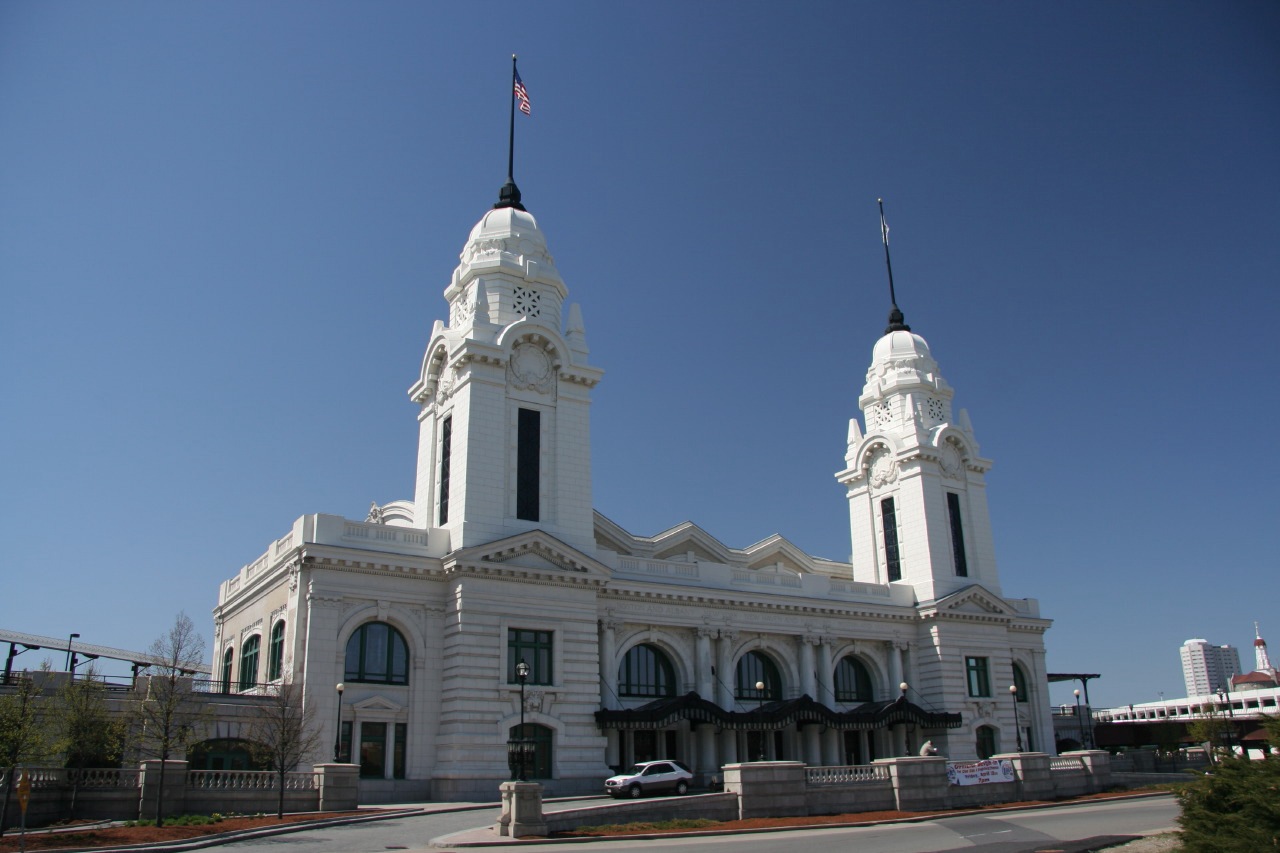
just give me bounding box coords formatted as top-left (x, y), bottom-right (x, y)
top-left (946, 759), bottom-right (1015, 786)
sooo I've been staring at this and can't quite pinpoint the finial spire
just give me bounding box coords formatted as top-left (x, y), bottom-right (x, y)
top-left (878, 198), bottom-right (910, 334)
top-left (496, 54), bottom-right (528, 211)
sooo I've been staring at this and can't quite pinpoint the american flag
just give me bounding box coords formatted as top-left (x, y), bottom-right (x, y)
top-left (514, 70), bottom-right (531, 116)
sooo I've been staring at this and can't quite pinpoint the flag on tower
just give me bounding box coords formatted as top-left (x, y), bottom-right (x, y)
top-left (514, 70), bottom-right (531, 115)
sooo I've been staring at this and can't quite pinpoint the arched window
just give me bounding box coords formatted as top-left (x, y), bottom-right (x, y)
top-left (220, 647), bottom-right (233, 694)
top-left (344, 622), bottom-right (409, 685)
top-left (239, 635), bottom-right (260, 692)
top-left (267, 620), bottom-right (286, 681)
top-left (618, 644), bottom-right (676, 698)
top-left (976, 725), bottom-right (998, 759)
top-left (1012, 664), bottom-right (1029, 703)
top-left (509, 723), bottom-right (553, 779)
top-left (834, 656), bottom-right (874, 702)
top-left (734, 651), bottom-right (781, 701)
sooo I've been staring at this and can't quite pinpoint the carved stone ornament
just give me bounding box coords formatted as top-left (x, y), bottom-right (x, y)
top-left (366, 502), bottom-right (385, 524)
top-left (467, 237), bottom-right (506, 262)
top-left (509, 341), bottom-right (554, 393)
top-left (436, 372), bottom-right (456, 402)
top-left (524, 688), bottom-right (544, 713)
top-left (939, 440), bottom-right (964, 478)
top-left (868, 447), bottom-right (898, 487)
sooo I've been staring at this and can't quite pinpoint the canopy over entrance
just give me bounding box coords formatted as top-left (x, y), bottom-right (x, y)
top-left (595, 691), bottom-right (962, 731)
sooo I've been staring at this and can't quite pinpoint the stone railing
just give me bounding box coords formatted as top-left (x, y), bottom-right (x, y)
top-left (617, 557), bottom-right (700, 579)
top-left (188, 770), bottom-right (318, 790)
top-left (72, 768), bottom-right (141, 788)
top-left (342, 521), bottom-right (429, 547)
top-left (1050, 756), bottom-right (1085, 771)
top-left (829, 579), bottom-right (893, 598)
top-left (732, 570), bottom-right (802, 589)
top-left (805, 764), bottom-right (889, 785)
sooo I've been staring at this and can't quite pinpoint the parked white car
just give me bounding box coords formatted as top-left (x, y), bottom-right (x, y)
top-left (604, 760), bottom-right (694, 798)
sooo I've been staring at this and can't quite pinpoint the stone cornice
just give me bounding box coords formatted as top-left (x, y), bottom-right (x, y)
top-left (598, 586), bottom-right (918, 623)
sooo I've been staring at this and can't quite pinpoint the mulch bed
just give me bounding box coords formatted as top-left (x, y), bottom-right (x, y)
top-left (0, 812), bottom-right (365, 852)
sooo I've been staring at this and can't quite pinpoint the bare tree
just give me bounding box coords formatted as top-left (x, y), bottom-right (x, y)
top-left (246, 680), bottom-right (324, 818)
top-left (0, 675), bottom-right (51, 835)
top-left (131, 613), bottom-right (207, 823)
top-left (52, 664), bottom-right (124, 819)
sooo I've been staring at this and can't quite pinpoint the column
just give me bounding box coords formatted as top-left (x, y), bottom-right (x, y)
top-left (800, 635), bottom-right (818, 698)
top-left (886, 641), bottom-right (903, 697)
top-left (695, 627), bottom-right (715, 698)
top-left (816, 637), bottom-right (834, 705)
top-left (599, 619), bottom-right (620, 710)
top-left (716, 630), bottom-right (737, 707)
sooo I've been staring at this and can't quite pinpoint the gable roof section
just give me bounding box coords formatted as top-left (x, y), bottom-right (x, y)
top-left (919, 585), bottom-right (1017, 623)
top-left (446, 529), bottom-right (612, 586)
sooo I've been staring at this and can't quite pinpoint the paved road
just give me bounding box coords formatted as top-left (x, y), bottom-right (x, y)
top-left (220, 795), bottom-right (1178, 853)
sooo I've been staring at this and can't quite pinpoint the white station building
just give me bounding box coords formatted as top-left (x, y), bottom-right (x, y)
top-left (212, 179), bottom-right (1054, 801)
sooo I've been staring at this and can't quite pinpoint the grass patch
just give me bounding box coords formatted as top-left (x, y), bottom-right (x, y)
top-left (572, 818), bottom-right (721, 836)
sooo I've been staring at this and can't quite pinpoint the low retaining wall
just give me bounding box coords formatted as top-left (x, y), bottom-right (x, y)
top-left (543, 793), bottom-right (739, 833)
top-left (1, 763), bottom-right (359, 830)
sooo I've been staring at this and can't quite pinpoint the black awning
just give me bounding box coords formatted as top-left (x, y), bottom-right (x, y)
top-left (595, 691), bottom-right (962, 731)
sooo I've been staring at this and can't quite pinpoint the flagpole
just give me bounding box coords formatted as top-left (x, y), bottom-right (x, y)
top-left (507, 54), bottom-right (517, 185)
top-left (878, 198), bottom-right (909, 333)
top-left (496, 54), bottom-right (524, 210)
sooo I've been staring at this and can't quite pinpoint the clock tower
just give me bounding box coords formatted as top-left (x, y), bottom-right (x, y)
top-left (407, 190), bottom-right (602, 554)
top-left (836, 312), bottom-right (1001, 602)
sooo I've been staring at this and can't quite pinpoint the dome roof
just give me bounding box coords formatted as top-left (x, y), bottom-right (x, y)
top-left (871, 330), bottom-right (933, 365)
top-left (467, 206), bottom-right (547, 251)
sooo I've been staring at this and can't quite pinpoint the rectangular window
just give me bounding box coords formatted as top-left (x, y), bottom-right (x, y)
top-left (966, 656), bottom-right (991, 697)
top-left (360, 722), bottom-right (386, 778)
top-left (438, 416), bottom-right (452, 525)
top-left (516, 408), bottom-right (540, 521)
top-left (508, 628), bottom-right (553, 685)
top-left (881, 497), bottom-right (901, 581)
top-left (947, 492), bottom-right (968, 577)
top-left (393, 723), bottom-right (407, 779)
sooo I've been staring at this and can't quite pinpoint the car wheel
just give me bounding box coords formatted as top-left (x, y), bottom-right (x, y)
top-left (675, 780), bottom-right (688, 795)
top-left (628, 784), bottom-right (643, 798)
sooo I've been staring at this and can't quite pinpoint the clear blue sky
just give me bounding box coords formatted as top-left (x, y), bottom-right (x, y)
top-left (2, 1), bottom-right (1277, 710)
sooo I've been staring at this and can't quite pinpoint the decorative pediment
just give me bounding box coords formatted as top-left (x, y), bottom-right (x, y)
top-left (925, 585), bottom-right (1016, 620)
top-left (451, 530), bottom-right (612, 581)
top-left (352, 695), bottom-right (404, 714)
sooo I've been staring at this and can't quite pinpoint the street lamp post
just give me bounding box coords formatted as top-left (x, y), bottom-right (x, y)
top-left (1009, 684), bottom-right (1024, 751)
top-left (755, 680), bottom-right (766, 761)
top-left (899, 682), bottom-right (910, 755)
top-left (1073, 689), bottom-right (1087, 750)
top-left (515, 660), bottom-right (530, 781)
top-left (66, 633), bottom-right (80, 672)
top-left (333, 683), bottom-right (345, 762)
top-left (1216, 688), bottom-right (1237, 758)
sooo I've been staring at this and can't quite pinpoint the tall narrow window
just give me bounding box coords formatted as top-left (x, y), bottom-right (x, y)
top-left (359, 722), bottom-right (386, 778)
top-left (509, 628), bottom-right (553, 685)
top-left (394, 723), bottom-right (407, 779)
top-left (734, 651), bottom-right (781, 700)
top-left (239, 635), bottom-right (260, 692)
top-left (834, 656), bottom-right (874, 702)
top-left (516, 408), bottom-right (540, 521)
top-left (221, 647), bottom-right (234, 694)
top-left (438, 416), bottom-right (452, 525)
top-left (267, 620), bottom-right (285, 681)
top-left (947, 492), bottom-right (968, 577)
top-left (966, 656), bottom-right (991, 697)
top-left (881, 497), bottom-right (901, 581)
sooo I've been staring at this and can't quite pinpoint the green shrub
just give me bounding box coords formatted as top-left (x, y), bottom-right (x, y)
top-left (1177, 757), bottom-right (1280, 852)
top-left (573, 818), bottom-right (720, 835)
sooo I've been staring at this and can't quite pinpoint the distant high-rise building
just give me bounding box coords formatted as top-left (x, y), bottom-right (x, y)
top-left (1180, 638), bottom-right (1240, 696)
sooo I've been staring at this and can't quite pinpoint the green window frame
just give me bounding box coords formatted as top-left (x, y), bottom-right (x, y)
top-left (966, 656), bottom-right (991, 697)
top-left (1013, 664), bottom-right (1029, 703)
top-left (238, 635), bottom-right (260, 692)
top-left (619, 644), bottom-right (676, 698)
top-left (834, 656), bottom-right (874, 702)
top-left (359, 722), bottom-right (386, 778)
top-left (508, 628), bottom-right (553, 685)
top-left (267, 620), bottom-right (285, 681)
top-left (221, 647), bottom-right (234, 694)
top-left (344, 622), bottom-right (410, 685)
top-left (881, 497), bottom-right (902, 581)
top-left (735, 651), bottom-right (781, 701)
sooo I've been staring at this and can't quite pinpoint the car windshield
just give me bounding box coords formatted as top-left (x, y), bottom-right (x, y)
top-left (627, 765), bottom-right (653, 775)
